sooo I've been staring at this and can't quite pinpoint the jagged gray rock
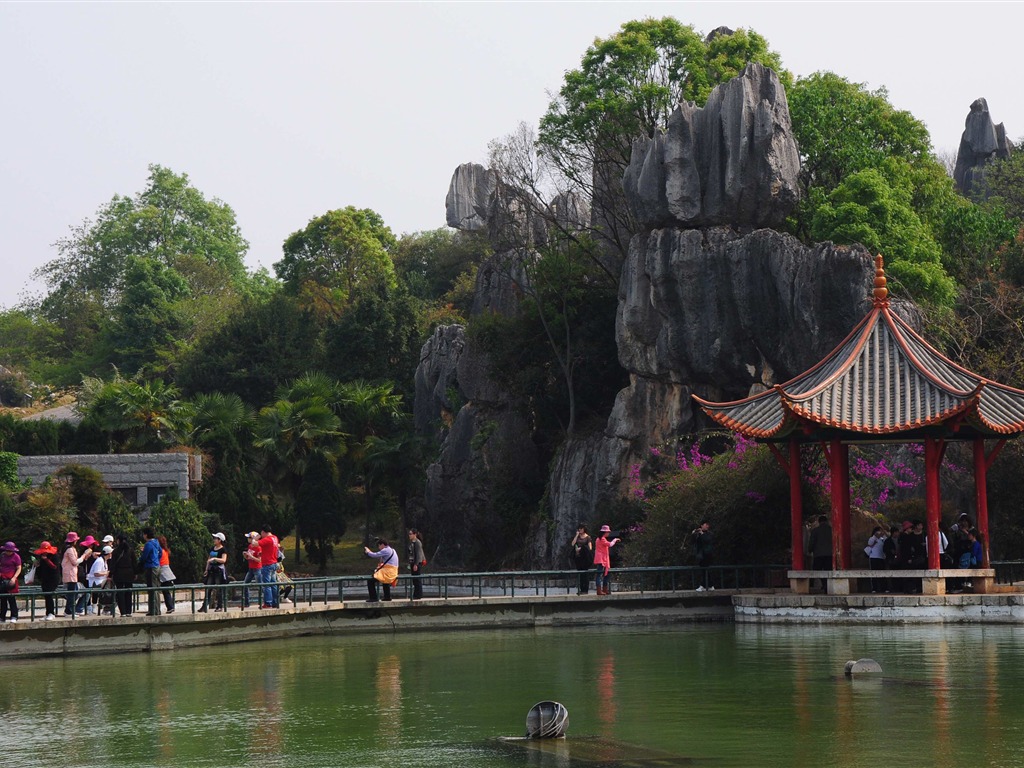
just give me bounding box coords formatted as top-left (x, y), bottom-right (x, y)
top-left (445, 163), bottom-right (497, 231)
top-left (414, 325), bottom-right (466, 438)
top-left (540, 231), bottom-right (878, 562)
top-left (953, 98), bottom-right (1013, 199)
top-left (617, 227), bottom-right (873, 395)
top-left (622, 63), bottom-right (800, 230)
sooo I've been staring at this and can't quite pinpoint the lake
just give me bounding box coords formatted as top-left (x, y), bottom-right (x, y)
top-left (4, 622), bottom-right (1023, 767)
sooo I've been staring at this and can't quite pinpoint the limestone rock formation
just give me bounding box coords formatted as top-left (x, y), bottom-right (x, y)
top-left (546, 232), bottom-right (876, 550)
top-left (844, 658), bottom-right (883, 676)
top-left (622, 63), bottom-right (800, 230)
top-left (445, 163), bottom-right (496, 232)
top-left (953, 98), bottom-right (1013, 200)
top-left (413, 324), bottom-right (466, 438)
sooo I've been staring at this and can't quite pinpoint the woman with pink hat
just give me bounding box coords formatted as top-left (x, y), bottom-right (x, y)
top-left (33, 541), bottom-right (60, 620)
top-left (593, 525), bottom-right (621, 596)
top-left (0, 541), bottom-right (22, 623)
top-left (61, 532), bottom-right (93, 617)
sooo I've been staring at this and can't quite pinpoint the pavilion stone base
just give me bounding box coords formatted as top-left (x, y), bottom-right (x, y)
top-left (788, 569), bottom-right (995, 596)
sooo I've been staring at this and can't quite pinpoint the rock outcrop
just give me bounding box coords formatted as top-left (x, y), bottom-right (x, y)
top-left (622, 63), bottom-right (800, 230)
top-left (422, 63), bottom-right (900, 567)
top-left (545, 66), bottom-right (883, 564)
top-left (953, 98), bottom-right (1013, 200)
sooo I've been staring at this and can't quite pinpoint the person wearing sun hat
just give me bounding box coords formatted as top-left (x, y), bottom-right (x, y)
top-left (61, 532), bottom-right (93, 616)
top-left (33, 541), bottom-right (61, 620)
top-left (592, 525), bottom-right (621, 596)
top-left (0, 541), bottom-right (22, 623)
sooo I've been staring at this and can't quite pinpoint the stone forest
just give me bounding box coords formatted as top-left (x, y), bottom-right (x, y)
top-left (1, 21), bottom-right (1023, 578)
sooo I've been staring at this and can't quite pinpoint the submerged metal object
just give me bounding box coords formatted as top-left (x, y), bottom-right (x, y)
top-left (845, 658), bottom-right (883, 676)
top-left (526, 700), bottom-right (568, 738)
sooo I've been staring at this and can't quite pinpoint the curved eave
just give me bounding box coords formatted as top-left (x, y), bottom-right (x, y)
top-left (784, 390), bottom-right (978, 435)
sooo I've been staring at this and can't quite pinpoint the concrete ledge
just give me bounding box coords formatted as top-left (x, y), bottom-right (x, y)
top-left (734, 592), bottom-right (1024, 624)
top-left (788, 569), bottom-right (995, 596)
top-left (0, 591), bottom-right (734, 659)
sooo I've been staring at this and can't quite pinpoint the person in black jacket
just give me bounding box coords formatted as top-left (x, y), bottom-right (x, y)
top-left (110, 534), bottom-right (136, 617)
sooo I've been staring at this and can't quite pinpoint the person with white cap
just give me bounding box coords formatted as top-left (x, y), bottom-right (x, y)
top-left (0, 541), bottom-right (22, 623)
top-left (86, 543), bottom-right (110, 615)
top-left (199, 532), bottom-right (228, 612)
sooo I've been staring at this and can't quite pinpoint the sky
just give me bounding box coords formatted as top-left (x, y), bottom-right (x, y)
top-left (1, 1), bottom-right (1021, 309)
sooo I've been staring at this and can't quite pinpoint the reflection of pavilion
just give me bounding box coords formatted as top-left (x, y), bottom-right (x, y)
top-left (696, 256), bottom-right (1024, 594)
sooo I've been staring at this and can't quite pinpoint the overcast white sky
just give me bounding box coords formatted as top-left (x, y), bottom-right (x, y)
top-left (1, 1), bottom-right (1020, 309)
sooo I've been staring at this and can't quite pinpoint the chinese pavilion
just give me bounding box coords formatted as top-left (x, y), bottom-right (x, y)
top-left (694, 255), bottom-right (1024, 574)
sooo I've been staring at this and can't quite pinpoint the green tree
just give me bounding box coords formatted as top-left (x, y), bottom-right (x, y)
top-left (809, 168), bottom-right (955, 304)
top-left (30, 165), bottom-right (252, 380)
top-left (538, 19), bottom-right (787, 257)
top-left (983, 150), bottom-right (1024, 222)
top-left (334, 380), bottom-right (404, 544)
top-left (175, 291), bottom-right (322, 406)
top-left (78, 374), bottom-right (188, 452)
top-left (295, 450), bottom-right (348, 571)
top-left (320, 281), bottom-right (421, 391)
top-left (393, 228), bottom-right (490, 304)
top-left (101, 256), bottom-right (189, 375)
top-left (147, 497), bottom-right (210, 582)
top-left (276, 207), bottom-right (397, 300)
top-left (0, 309), bottom-right (61, 381)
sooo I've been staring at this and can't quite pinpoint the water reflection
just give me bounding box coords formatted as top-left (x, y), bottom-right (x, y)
top-left (4, 625), bottom-right (1024, 767)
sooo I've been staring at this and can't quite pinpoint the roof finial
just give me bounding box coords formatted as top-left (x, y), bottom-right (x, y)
top-left (872, 253), bottom-right (888, 306)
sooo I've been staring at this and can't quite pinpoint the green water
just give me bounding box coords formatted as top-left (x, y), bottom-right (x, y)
top-left (4, 623), bottom-right (1024, 767)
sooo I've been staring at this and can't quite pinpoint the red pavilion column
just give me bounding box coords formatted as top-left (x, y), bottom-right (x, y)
top-left (973, 439), bottom-right (1006, 568)
top-left (828, 439), bottom-right (851, 569)
top-left (924, 438), bottom-right (944, 570)
top-left (789, 439), bottom-right (804, 570)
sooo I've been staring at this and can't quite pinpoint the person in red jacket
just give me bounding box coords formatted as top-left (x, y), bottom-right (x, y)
top-left (258, 526), bottom-right (279, 608)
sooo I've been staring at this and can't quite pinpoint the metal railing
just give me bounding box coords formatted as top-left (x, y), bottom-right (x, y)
top-left (0, 564), bottom-right (788, 623)
top-left (993, 560), bottom-right (1024, 585)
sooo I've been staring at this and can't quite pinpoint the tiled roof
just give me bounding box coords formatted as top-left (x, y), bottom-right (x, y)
top-left (694, 258), bottom-right (1024, 440)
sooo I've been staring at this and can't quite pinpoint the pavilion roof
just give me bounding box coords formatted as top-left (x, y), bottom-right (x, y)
top-left (694, 256), bottom-right (1024, 442)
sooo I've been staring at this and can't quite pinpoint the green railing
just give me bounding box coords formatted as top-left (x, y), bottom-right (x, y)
top-left (2, 564), bottom-right (788, 623)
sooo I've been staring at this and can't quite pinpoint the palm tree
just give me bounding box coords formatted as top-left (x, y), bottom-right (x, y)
top-left (335, 380), bottom-right (404, 543)
top-left (79, 373), bottom-right (188, 451)
top-left (254, 383), bottom-right (345, 562)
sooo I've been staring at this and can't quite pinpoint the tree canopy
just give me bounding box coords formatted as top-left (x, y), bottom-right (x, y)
top-left (276, 206), bottom-right (397, 301)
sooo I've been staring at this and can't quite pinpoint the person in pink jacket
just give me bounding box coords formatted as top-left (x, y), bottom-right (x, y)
top-left (61, 532), bottom-right (92, 617)
top-left (593, 525), bottom-right (621, 596)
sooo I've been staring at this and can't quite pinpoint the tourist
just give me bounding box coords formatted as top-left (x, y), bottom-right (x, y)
top-left (898, 520), bottom-right (926, 593)
top-left (365, 537), bottom-right (399, 602)
top-left (866, 526), bottom-right (887, 593)
top-left (61, 532), bottom-right (92, 616)
top-left (77, 535), bottom-right (99, 613)
top-left (199, 532), bottom-right (228, 612)
top-left (138, 528), bottom-right (162, 616)
top-left (258, 526), bottom-right (280, 609)
top-left (158, 536), bottom-right (176, 614)
top-left (407, 528), bottom-right (426, 600)
top-left (33, 541), bottom-right (60, 620)
top-left (86, 543), bottom-right (110, 615)
top-left (110, 534), bottom-right (135, 617)
top-left (241, 531), bottom-right (262, 608)
top-left (808, 515), bottom-right (833, 571)
top-left (570, 524), bottom-right (593, 595)
top-left (0, 541), bottom-right (22, 623)
top-left (883, 526), bottom-right (900, 592)
top-left (691, 520), bottom-right (713, 591)
top-left (593, 525), bottom-right (621, 596)
top-left (962, 529), bottom-right (983, 590)
top-left (276, 558), bottom-right (294, 604)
